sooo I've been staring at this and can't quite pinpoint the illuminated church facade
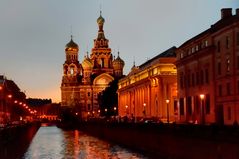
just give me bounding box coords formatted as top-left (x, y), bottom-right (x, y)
top-left (61, 12), bottom-right (124, 118)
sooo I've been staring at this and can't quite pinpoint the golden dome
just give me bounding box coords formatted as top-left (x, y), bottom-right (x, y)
top-left (113, 52), bottom-right (125, 69)
top-left (97, 11), bottom-right (105, 25)
top-left (65, 36), bottom-right (79, 51)
top-left (82, 53), bottom-right (93, 69)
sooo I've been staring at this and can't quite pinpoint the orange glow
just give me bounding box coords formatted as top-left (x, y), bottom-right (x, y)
top-left (14, 100), bottom-right (18, 104)
top-left (200, 94), bottom-right (205, 100)
top-left (7, 94), bottom-right (12, 98)
top-left (104, 108), bottom-right (107, 112)
top-left (98, 110), bottom-right (100, 113)
top-left (0, 86), bottom-right (2, 90)
top-left (166, 99), bottom-right (170, 104)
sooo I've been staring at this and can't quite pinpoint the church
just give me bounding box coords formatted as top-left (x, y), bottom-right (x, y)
top-left (61, 12), bottom-right (124, 118)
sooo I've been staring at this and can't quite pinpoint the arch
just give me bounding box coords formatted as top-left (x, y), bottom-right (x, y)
top-left (93, 73), bottom-right (114, 86)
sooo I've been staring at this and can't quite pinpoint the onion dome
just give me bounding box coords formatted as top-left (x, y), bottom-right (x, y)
top-left (97, 11), bottom-right (105, 25)
top-left (113, 52), bottom-right (125, 69)
top-left (65, 35), bottom-right (79, 51)
top-left (82, 52), bottom-right (93, 69)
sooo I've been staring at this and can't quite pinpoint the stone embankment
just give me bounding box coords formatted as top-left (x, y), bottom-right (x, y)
top-left (79, 122), bottom-right (239, 159)
top-left (0, 122), bottom-right (40, 159)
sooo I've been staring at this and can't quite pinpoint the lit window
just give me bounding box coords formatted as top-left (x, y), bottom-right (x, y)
top-left (70, 67), bottom-right (74, 75)
top-left (192, 47), bottom-right (195, 53)
top-left (180, 52), bottom-right (184, 59)
top-left (226, 58), bottom-right (230, 72)
top-left (195, 45), bottom-right (199, 51)
top-left (205, 40), bottom-right (208, 47)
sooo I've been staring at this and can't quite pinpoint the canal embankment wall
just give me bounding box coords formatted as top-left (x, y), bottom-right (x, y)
top-left (0, 123), bottom-right (40, 159)
top-left (79, 122), bottom-right (239, 159)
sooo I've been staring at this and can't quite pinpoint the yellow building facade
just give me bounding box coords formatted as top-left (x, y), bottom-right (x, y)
top-left (118, 47), bottom-right (177, 122)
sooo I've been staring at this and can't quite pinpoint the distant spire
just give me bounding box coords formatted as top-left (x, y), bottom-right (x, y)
top-left (100, 3), bottom-right (102, 16)
top-left (133, 56), bottom-right (135, 67)
top-left (117, 51), bottom-right (120, 57)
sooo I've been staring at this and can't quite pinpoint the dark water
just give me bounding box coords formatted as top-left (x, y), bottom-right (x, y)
top-left (23, 126), bottom-right (149, 159)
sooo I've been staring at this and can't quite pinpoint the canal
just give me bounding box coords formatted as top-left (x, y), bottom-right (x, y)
top-left (22, 126), bottom-right (149, 159)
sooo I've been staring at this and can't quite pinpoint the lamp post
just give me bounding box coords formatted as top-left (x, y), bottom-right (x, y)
top-left (125, 105), bottom-right (128, 116)
top-left (143, 103), bottom-right (146, 117)
top-left (166, 99), bottom-right (170, 124)
top-left (200, 94), bottom-right (205, 124)
top-left (114, 107), bottom-right (117, 116)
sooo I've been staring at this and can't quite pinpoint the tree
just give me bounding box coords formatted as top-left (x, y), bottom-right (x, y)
top-left (98, 78), bottom-right (119, 117)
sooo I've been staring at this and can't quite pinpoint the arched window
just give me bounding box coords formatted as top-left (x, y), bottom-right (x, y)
top-left (70, 67), bottom-right (74, 75)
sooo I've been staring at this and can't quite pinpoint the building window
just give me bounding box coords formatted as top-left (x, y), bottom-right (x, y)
top-left (200, 70), bottom-right (204, 85)
top-left (218, 62), bottom-right (221, 75)
top-left (194, 96), bottom-right (200, 114)
top-left (226, 36), bottom-right (229, 49)
top-left (219, 85), bottom-right (222, 96)
top-left (226, 58), bottom-right (230, 72)
top-left (179, 98), bottom-right (184, 115)
top-left (205, 40), bottom-right (208, 47)
top-left (192, 73), bottom-right (195, 87)
top-left (237, 32), bottom-right (239, 46)
top-left (70, 67), bottom-right (74, 75)
top-left (196, 45), bottom-right (199, 51)
top-left (192, 47), bottom-right (195, 53)
top-left (205, 94), bottom-right (210, 114)
top-left (196, 72), bottom-right (199, 85)
top-left (228, 107), bottom-right (231, 120)
top-left (205, 69), bottom-right (209, 84)
top-left (217, 41), bottom-right (221, 52)
top-left (227, 82), bottom-right (231, 95)
top-left (88, 92), bottom-right (90, 97)
top-left (180, 52), bottom-right (184, 59)
top-left (187, 96), bottom-right (192, 115)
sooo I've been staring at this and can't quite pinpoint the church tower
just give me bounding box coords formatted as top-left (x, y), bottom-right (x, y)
top-left (91, 11), bottom-right (113, 74)
top-left (61, 12), bottom-right (124, 118)
top-left (61, 36), bottom-right (81, 107)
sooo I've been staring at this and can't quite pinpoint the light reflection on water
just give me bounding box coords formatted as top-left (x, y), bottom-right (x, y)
top-left (23, 126), bottom-right (148, 159)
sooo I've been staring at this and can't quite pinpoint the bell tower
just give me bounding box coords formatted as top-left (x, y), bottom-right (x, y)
top-left (61, 36), bottom-right (81, 107)
top-left (91, 11), bottom-right (113, 74)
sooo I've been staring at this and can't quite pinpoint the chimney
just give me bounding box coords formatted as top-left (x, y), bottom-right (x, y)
top-left (221, 8), bottom-right (232, 19)
top-left (236, 8), bottom-right (239, 16)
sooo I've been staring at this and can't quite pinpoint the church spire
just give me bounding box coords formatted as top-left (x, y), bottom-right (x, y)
top-left (97, 10), bottom-right (105, 39)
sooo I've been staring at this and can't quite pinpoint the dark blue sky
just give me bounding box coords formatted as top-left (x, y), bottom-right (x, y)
top-left (0, 0), bottom-right (238, 102)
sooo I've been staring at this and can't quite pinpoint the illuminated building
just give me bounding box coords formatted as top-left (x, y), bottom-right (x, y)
top-left (118, 47), bottom-right (177, 122)
top-left (61, 12), bottom-right (124, 118)
top-left (176, 8), bottom-right (239, 125)
top-left (0, 75), bottom-right (28, 124)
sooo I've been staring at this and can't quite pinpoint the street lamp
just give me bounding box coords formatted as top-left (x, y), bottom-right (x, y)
top-left (200, 94), bottom-right (205, 124)
top-left (166, 99), bottom-right (170, 124)
top-left (143, 103), bottom-right (146, 117)
top-left (125, 105), bottom-right (128, 116)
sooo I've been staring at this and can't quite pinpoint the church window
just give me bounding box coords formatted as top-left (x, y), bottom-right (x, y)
top-left (70, 67), bottom-right (74, 75)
